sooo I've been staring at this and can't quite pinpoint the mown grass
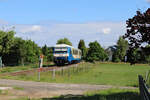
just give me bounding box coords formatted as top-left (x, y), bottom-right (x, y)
top-left (12, 97), bottom-right (40, 100)
top-left (11, 88), bottom-right (140, 100)
top-left (0, 62), bottom-right (54, 74)
top-left (1, 62), bottom-right (150, 87)
top-left (50, 88), bottom-right (140, 100)
top-left (0, 63), bottom-right (40, 74)
top-left (13, 86), bottom-right (24, 90)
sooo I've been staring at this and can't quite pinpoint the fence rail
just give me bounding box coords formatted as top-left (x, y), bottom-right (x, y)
top-left (139, 75), bottom-right (150, 100)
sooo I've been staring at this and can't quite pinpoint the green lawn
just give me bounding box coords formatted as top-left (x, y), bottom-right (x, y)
top-left (52, 88), bottom-right (140, 100)
top-left (0, 64), bottom-right (38, 74)
top-left (0, 62), bottom-right (54, 74)
top-left (12, 88), bottom-right (140, 100)
top-left (1, 62), bottom-right (150, 87)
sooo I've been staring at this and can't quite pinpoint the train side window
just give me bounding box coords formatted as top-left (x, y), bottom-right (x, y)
top-left (75, 50), bottom-right (77, 55)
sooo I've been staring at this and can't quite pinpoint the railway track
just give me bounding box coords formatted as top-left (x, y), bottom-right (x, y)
top-left (1, 63), bottom-right (79, 76)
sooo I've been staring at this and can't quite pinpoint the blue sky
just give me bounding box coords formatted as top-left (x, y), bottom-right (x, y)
top-left (0, 0), bottom-right (150, 47)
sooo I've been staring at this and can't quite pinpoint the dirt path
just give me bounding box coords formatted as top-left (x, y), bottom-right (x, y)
top-left (0, 79), bottom-right (137, 98)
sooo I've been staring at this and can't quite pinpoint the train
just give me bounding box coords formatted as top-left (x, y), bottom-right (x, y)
top-left (53, 44), bottom-right (81, 65)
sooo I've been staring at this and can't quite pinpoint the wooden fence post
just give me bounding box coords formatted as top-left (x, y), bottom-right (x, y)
top-left (52, 69), bottom-right (55, 79)
top-left (139, 75), bottom-right (150, 100)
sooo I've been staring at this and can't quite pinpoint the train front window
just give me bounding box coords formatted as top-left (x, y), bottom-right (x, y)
top-left (55, 51), bottom-right (67, 53)
top-left (54, 47), bottom-right (68, 53)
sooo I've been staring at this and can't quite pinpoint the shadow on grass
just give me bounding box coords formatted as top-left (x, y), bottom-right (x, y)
top-left (42, 92), bottom-right (140, 100)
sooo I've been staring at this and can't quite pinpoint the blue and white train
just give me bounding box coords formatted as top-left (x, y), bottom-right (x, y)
top-left (53, 44), bottom-right (81, 65)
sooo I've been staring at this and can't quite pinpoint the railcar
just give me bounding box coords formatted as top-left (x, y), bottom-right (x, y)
top-left (53, 44), bottom-right (81, 65)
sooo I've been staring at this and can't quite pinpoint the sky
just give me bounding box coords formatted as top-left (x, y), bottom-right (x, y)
top-left (0, 0), bottom-right (150, 48)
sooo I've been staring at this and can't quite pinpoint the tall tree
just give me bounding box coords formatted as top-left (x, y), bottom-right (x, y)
top-left (124, 8), bottom-right (150, 64)
top-left (0, 30), bottom-right (15, 57)
top-left (141, 45), bottom-right (150, 64)
top-left (42, 44), bottom-right (48, 56)
top-left (9, 38), bottom-right (26, 65)
top-left (124, 8), bottom-right (150, 48)
top-left (7, 38), bottom-right (41, 66)
top-left (57, 38), bottom-right (72, 46)
top-left (25, 40), bottom-right (40, 63)
top-left (112, 36), bottom-right (128, 62)
top-left (78, 39), bottom-right (87, 60)
top-left (47, 47), bottom-right (53, 62)
top-left (86, 41), bottom-right (108, 62)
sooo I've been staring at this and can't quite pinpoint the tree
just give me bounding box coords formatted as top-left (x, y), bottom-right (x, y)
top-left (142, 45), bottom-right (150, 64)
top-left (9, 37), bottom-right (26, 65)
top-left (78, 39), bottom-right (87, 60)
top-left (42, 44), bottom-right (48, 56)
top-left (0, 30), bottom-right (15, 56)
top-left (86, 41), bottom-right (108, 62)
top-left (25, 40), bottom-right (40, 63)
top-left (124, 8), bottom-right (150, 64)
top-left (6, 38), bottom-right (41, 66)
top-left (126, 48), bottom-right (142, 65)
top-left (124, 8), bottom-right (150, 48)
top-left (0, 30), bottom-right (41, 66)
top-left (47, 47), bottom-right (53, 62)
top-left (57, 38), bottom-right (72, 46)
top-left (41, 45), bottom-right (54, 62)
top-left (112, 36), bottom-right (128, 62)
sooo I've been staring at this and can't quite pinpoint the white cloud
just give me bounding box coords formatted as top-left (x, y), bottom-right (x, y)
top-left (14, 21), bottom-right (126, 47)
top-left (0, 19), bottom-right (9, 25)
top-left (18, 25), bottom-right (42, 33)
top-left (102, 28), bottom-right (111, 34)
top-left (31, 25), bottom-right (41, 31)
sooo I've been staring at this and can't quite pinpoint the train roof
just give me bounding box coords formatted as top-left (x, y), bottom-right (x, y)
top-left (54, 44), bottom-right (81, 51)
top-left (54, 44), bottom-right (73, 48)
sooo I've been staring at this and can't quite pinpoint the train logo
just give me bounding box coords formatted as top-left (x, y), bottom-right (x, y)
top-left (53, 44), bottom-right (81, 65)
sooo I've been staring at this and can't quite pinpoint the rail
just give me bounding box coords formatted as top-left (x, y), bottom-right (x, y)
top-left (139, 75), bottom-right (150, 100)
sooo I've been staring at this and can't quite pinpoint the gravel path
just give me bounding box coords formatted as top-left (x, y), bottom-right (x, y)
top-left (0, 79), bottom-right (137, 98)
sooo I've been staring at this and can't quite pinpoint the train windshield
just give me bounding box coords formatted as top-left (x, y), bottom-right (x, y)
top-left (54, 47), bottom-right (68, 53)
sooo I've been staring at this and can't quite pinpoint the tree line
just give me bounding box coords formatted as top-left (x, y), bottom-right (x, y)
top-left (0, 30), bottom-right (53, 66)
top-left (1, 8), bottom-right (150, 66)
top-left (56, 9), bottom-right (150, 64)
top-left (78, 8), bottom-right (150, 64)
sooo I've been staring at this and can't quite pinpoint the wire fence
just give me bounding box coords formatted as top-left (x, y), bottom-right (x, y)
top-left (50, 63), bottom-right (92, 79)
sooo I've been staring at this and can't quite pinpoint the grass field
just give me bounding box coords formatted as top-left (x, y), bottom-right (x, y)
top-left (0, 64), bottom-right (38, 74)
top-left (0, 62), bottom-right (54, 74)
top-left (1, 62), bottom-right (150, 87)
top-left (11, 88), bottom-right (140, 100)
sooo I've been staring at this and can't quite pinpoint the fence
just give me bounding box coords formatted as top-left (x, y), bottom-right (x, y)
top-left (138, 75), bottom-right (150, 100)
top-left (37, 63), bottom-right (93, 81)
top-left (51, 63), bottom-right (92, 79)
